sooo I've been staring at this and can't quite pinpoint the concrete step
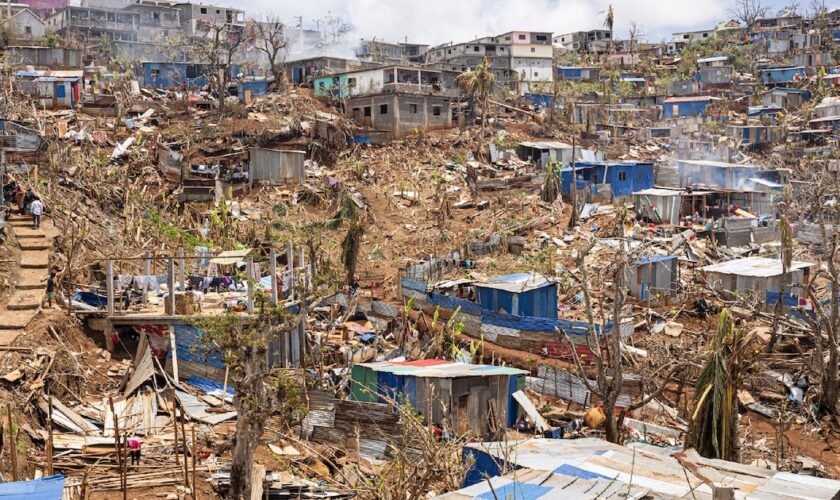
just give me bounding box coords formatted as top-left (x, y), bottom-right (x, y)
top-left (6, 291), bottom-right (42, 310)
top-left (20, 252), bottom-right (49, 269)
top-left (18, 239), bottom-right (51, 251)
top-left (8, 220), bottom-right (33, 228)
top-left (13, 227), bottom-right (46, 239)
top-left (6, 215), bottom-right (30, 222)
top-left (16, 275), bottom-right (47, 290)
top-left (0, 311), bottom-right (33, 330)
top-left (0, 330), bottom-right (20, 344)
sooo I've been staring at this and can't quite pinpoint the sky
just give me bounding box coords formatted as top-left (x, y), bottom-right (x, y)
top-left (232, 0), bottom-right (840, 46)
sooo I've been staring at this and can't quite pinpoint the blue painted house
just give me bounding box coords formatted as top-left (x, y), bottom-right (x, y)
top-left (350, 359), bottom-right (527, 436)
top-left (759, 66), bottom-right (805, 86)
top-left (142, 62), bottom-right (241, 89)
top-left (238, 79), bottom-right (269, 101)
top-left (560, 161), bottom-right (654, 197)
top-left (474, 273), bottom-right (558, 319)
top-left (662, 96), bottom-right (713, 118)
top-left (556, 66), bottom-right (600, 81)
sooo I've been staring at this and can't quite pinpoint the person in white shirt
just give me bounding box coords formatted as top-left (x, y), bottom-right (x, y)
top-left (30, 198), bottom-right (43, 229)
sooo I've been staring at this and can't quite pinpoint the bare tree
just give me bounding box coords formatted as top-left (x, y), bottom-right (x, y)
top-left (190, 19), bottom-right (252, 110)
top-left (809, 0), bottom-right (829, 18)
top-left (252, 15), bottom-right (287, 90)
top-left (729, 0), bottom-right (769, 26)
top-left (627, 22), bottom-right (645, 60)
top-left (321, 11), bottom-right (352, 44)
top-left (565, 214), bottom-right (685, 443)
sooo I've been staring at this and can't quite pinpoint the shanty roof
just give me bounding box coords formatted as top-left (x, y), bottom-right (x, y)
top-left (633, 187), bottom-right (714, 196)
top-left (461, 438), bottom-right (840, 499)
top-left (357, 360), bottom-right (527, 378)
top-left (663, 95), bottom-right (713, 103)
top-left (439, 468), bottom-right (650, 499)
top-left (518, 141), bottom-right (573, 150)
top-left (701, 256), bottom-right (815, 278)
top-left (697, 55), bottom-right (729, 63)
top-left (747, 177), bottom-right (784, 189)
top-left (676, 159), bottom-right (758, 169)
top-left (473, 273), bottom-right (554, 293)
top-left (633, 255), bottom-right (678, 265)
top-left (15, 70), bottom-right (84, 78)
top-left (209, 248), bottom-right (253, 266)
top-left (34, 77), bottom-right (79, 83)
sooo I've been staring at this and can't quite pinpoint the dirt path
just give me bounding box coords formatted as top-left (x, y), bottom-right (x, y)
top-left (0, 213), bottom-right (56, 343)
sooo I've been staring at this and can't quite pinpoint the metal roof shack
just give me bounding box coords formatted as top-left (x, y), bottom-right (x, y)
top-left (700, 256), bottom-right (814, 278)
top-left (350, 360), bottom-right (527, 436)
top-left (474, 273), bottom-right (558, 318)
top-left (701, 257), bottom-right (815, 309)
top-left (456, 438), bottom-right (840, 498)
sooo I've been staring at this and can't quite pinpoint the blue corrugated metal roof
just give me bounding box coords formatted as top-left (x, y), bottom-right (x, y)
top-left (0, 475), bottom-right (65, 499)
top-left (634, 255), bottom-right (678, 265)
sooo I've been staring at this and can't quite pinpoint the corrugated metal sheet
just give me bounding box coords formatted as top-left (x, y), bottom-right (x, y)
top-left (249, 148), bottom-right (305, 184)
top-left (701, 256), bottom-right (814, 277)
top-left (459, 438), bottom-right (840, 499)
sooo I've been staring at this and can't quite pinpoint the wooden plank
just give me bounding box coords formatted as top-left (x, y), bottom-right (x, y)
top-left (250, 464), bottom-right (266, 500)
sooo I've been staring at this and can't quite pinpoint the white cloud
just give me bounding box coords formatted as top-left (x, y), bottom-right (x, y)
top-left (217, 0), bottom-right (833, 46)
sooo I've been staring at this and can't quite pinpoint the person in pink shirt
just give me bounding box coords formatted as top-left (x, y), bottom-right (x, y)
top-left (128, 436), bottom-right (142, 465)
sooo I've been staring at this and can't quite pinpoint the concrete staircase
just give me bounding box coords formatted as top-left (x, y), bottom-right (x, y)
top-left (0, 213), bottom-right (54, 338)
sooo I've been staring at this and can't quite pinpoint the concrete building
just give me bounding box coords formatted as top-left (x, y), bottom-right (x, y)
top-left (45, 6), bottom-right (140, 44)
top-left (0, 4), bottom-right (46, 41)
top-left (356, 39), bottom-right (428, 64)
top-left (174, 2), bottom-right (244, 37)
top-left (426, 30), bottom-right (553, 93)
top-left (553, 29), bottom-right (611, 53)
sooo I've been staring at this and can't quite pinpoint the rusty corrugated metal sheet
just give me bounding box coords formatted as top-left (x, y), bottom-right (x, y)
top-left (249, 148), bottom-right (305, 184)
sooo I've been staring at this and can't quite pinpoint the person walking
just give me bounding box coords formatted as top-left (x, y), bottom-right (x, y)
top-left (43, 271), bottom-right (56, 308)
top-left (30, 197), bottom-right (43, 229)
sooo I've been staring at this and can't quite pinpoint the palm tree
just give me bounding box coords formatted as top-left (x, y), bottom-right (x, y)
top-left (603, 4), bottom-right (614, 54)
top-left (686, 309), bottom-right (754, 460)
top-left (341, 221), bottom-right (364, 287)
top-left (455, 57), bottom-right (496, 136)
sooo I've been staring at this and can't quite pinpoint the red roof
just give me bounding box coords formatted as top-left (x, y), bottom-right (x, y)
top-left (392, 359), bottom-right (452, 367)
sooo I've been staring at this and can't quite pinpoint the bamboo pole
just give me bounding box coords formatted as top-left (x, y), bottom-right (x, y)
top-left (47, 398), bottom-right (54, 476)
top-left (172, 393), bottom-right (180, 467)
top-left (191, 426), bottom-right (197, 499)
top-left (180, 405), bottom-right (190, 491)
top-left (6, 403), bottom-right (17, 481)
top-left (107, 397), bottom-right (125, 499)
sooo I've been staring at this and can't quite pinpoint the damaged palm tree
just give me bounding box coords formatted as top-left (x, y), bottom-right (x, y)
top-left (540, 161), bottom-right (561, 203)
top-left (455, 57), bottom-right (496, 137)
top-left (341, 221), bottom-right (364, 287)
top-left (767, 214), bottom-right (792, 352)
top-left (194, 296), bottom-right (301, 500)
top-left (686, 309), bottom-right (754, 461)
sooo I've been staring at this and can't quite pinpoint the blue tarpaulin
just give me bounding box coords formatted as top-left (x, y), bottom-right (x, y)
top-left (72, 291), bottom-right (108, 308)
top-left (186, 375), bottom-right (235, 398)
top-left (0, 475), bottom-right (64, 499)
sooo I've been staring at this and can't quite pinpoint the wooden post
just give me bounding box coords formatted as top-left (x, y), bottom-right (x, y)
top-left (46, 398), bottom-right (54, 476)
top-left (169, 326), bottom-right (179, 383)
top-left (191, 426), bottom-right (197, 498)
top-left (287, 243), bottom-right (294, 301)
top-left (221, 365), bottom-right (230, 405)
top-left (172, 392), bottom-right (180, 466)
top-left (246, 256), bottom-right (255, 312)
top-left (269, 249), bottom-right (278, 306)
top-left (6, 403), bottom-right (17, 481)
top-left (180, 406), bottom-right (190, 491)
top-left (167, 258), bottom-right (176, 316)
top-left (299, 247), bottom-right (308, 290)
top-left (178, 247), bottom-right (186, 291)
top-left (142, 252), bottom-right (151, 305)
top-left (106, 259), bottom-right (114, 315)
top-left (108, 398), bottom-right (123, 494)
